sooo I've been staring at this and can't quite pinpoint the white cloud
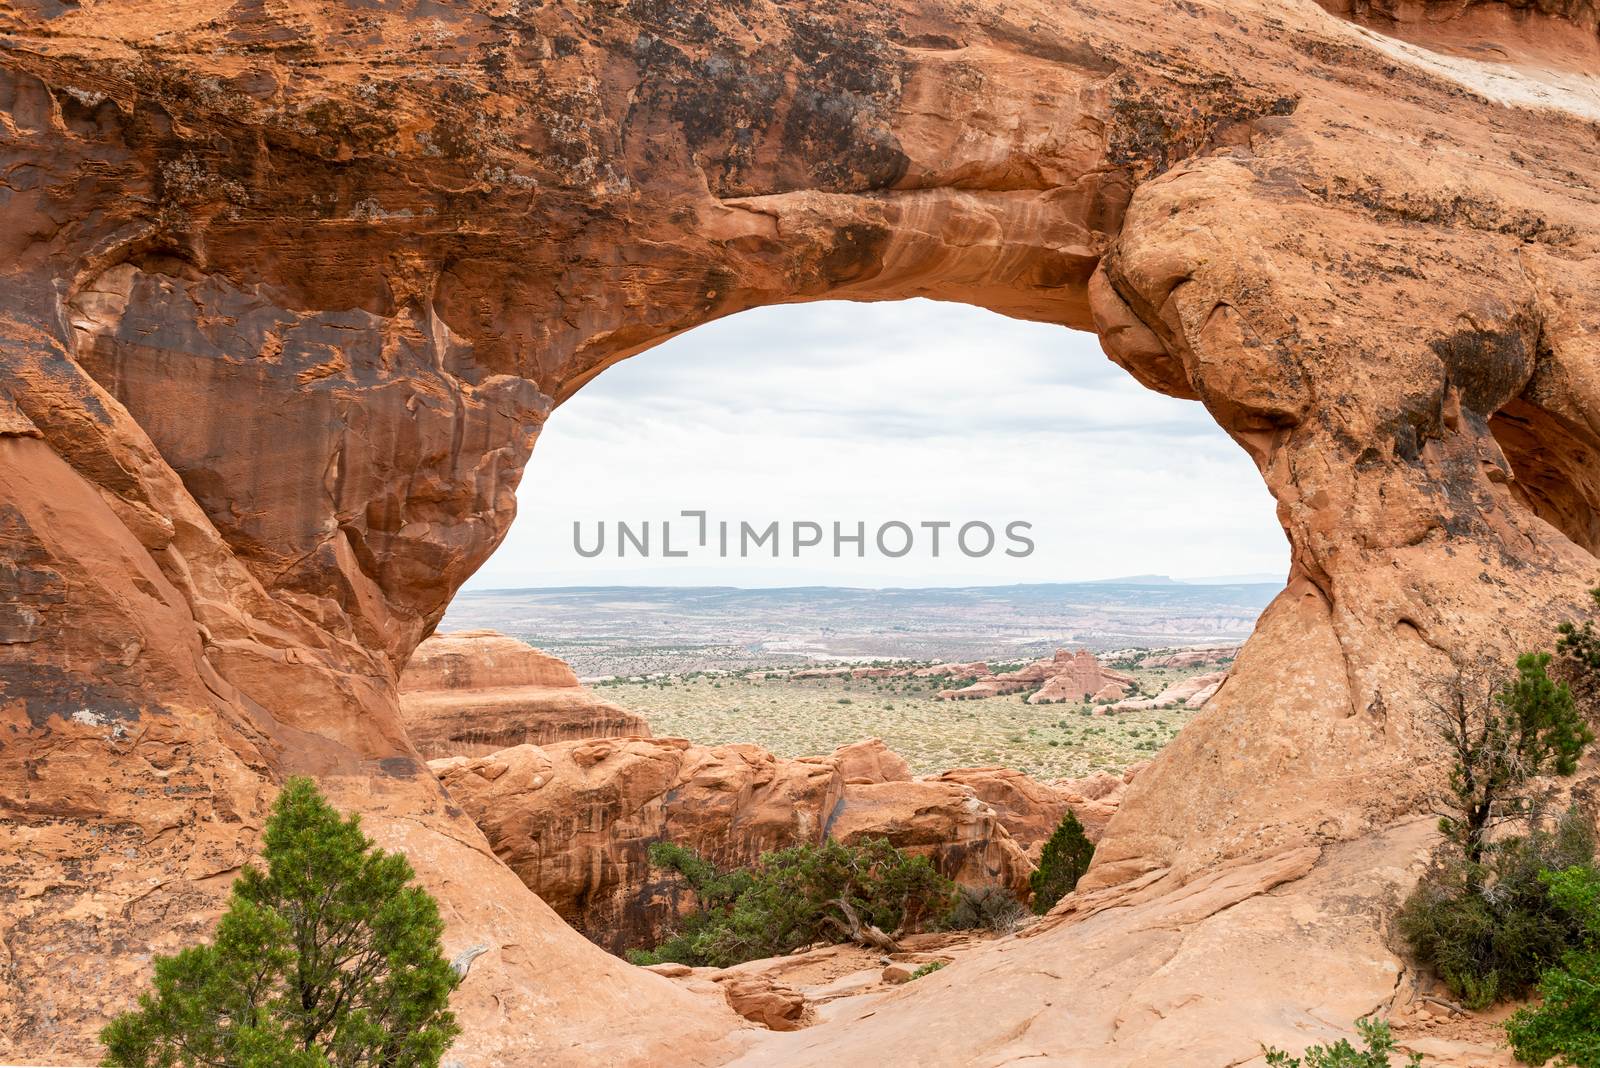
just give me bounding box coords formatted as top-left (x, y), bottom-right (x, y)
top-left (467, 299), bottom-right (1289, 589)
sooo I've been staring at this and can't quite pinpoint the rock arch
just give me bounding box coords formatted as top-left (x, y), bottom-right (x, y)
top-left (2, 0), bottom-right (1599, 1062)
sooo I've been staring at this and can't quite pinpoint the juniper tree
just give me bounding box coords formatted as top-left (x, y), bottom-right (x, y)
top-left (101, 777), bottom-right (460, 1068)
top-left (632, 837), bottom-right (956, 967)
top-left (1031, 810), bottom-right (1094, 914)
top-left (1430, 654), bottom-right (1591, 880)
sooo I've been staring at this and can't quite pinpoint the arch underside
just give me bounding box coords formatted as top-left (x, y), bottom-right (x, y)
top-left (3, 0), bottom-right (1600, 1063)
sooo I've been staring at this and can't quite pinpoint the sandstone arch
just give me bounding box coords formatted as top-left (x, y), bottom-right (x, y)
top-left (3, 0), bottom-right (1600, 1063)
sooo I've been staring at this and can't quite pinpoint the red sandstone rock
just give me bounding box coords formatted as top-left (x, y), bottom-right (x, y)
top-left (910, 661), bottom-right (990, 679)
top-left (717, 974), bottom-right (810, 1031)
top-left (7, 0), bottom-right (1600, 1062)
top-left (431, 738), bottom-right (842, 949)
top-left (828, 780), bottom-right (1033, 899)
top-left (832, 738), bottom-right (913, 784)
top-left (1105, 670), bottom-right (1228, 713)
top-left (399, 630), bottom-right (648, 758)
top-left (1140, 645), bottom-right (1240, 669)
top-left (931, 766), bottom-right (1072, 849)
top-left (938, 649), bottom-right (1131, 703)
top-left (432, 737), bottom-right (1028, 947)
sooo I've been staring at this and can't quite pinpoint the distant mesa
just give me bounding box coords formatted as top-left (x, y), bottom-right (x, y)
top-left (400, 630), bottom-right (649, 758)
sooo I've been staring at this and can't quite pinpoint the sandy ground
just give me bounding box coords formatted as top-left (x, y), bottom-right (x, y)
top-left (596, 664), bottom-right (1213, 779)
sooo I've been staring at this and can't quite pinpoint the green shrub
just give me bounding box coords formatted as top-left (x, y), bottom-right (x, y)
top-left (101, 778), bottom-right (460, 1068)
top-left (1555, 586), bottom-right (1600, 720)
top-left (1399, 808), bottom-right (1595, 1009)
top-left (1505, 863), bottom-right (1600, 1067)
top-left (1263, 1016), bottom-right (1422, 1067)
top-left (1031, 811), bottom-right (1094, 914)
top-left (908, 960), bottom-right (947, 980)
top-left (945, 885), bottom-right (1028, 934)
top-left (635, 838), bottom-right (957, 968)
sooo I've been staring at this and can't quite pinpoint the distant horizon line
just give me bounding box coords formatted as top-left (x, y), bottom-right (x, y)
top-left (457, 573), bottom-right (1287, 594)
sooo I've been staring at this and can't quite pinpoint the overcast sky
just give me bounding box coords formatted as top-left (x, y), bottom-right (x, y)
top-left (466, 299), bottom-right (1289, 590)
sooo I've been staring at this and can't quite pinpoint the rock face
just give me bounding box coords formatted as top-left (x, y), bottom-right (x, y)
top-left (825, 779), bottom-right (1034, 895)
top-left (6, 0), bottom-right (1600, 1062)
top-left (399, 630), bottom-right (648, 758)
top-left (432, 737), bottom-right (1030, 949)
top-left (934, 763), bottom-right (1145, 847)
top-left (932, 767), bottom-right (1073, 850)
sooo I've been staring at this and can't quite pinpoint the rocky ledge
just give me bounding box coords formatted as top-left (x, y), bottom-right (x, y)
top-left (399, 630), bottom-right (649, 758)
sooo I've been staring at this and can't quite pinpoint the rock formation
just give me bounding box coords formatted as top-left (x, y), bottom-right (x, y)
top-left (938, 649), bottom-right (1132, 702)
top-left (5, 0), bottom-right (1600, 1062)
top-left (832, 737), bottom-right (914, 784)
top-left (1103, 669), bottom-right (1229, 712)
top-left (823, 779), bottom-right (1034, 894)
top-left (399, 629), bottom-right (648, 758)
top-left (1140, 644), bottom-right (1239, 670)
top-left (932, 766), bottom-right (1073, 850)
top-left (933, 763), bottom-right (1145, 849)
top-left (432, 737), bottom-right (1031, 949)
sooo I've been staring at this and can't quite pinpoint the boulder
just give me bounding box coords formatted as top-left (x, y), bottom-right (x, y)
top-left (881, 962), bottom-right (918, 985)
top-left (400, 630), bottom-right (649, 757)
top-left (832, 738), bottom-right (913, 784)
top-left (717, 974), bottom-right (809, 1031)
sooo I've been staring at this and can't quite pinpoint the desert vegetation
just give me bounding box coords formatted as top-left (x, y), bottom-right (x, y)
top-left (597, 659), bottom-right (1214, 779)
top-left (627, 838), bottom-right (968, 968)
top-left (1031, 810), bottom-right (1096, 914)
top-left (1396, 588), bottom-right (1600, 1064)
top-left (1503, 862), bottom-right (1600, 1066)
top-left (1264, 1017), bottom-right (1423, 1067)
top-left (101, 779), bottom-right (460, 1068)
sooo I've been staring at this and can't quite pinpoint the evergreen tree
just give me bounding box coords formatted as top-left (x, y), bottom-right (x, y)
top-left (1433, 653), bottom-right (1592, 876)
top-left (102, 777), bottom-right (460, 1068)
top-left (1031, 810), bottom-right (1094, 914)
top-left (632, 837), bottom-right (956, 967)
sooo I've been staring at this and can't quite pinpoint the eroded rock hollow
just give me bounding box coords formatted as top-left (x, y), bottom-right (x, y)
top-left (3, 0), bottom-right (1599, 1063)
